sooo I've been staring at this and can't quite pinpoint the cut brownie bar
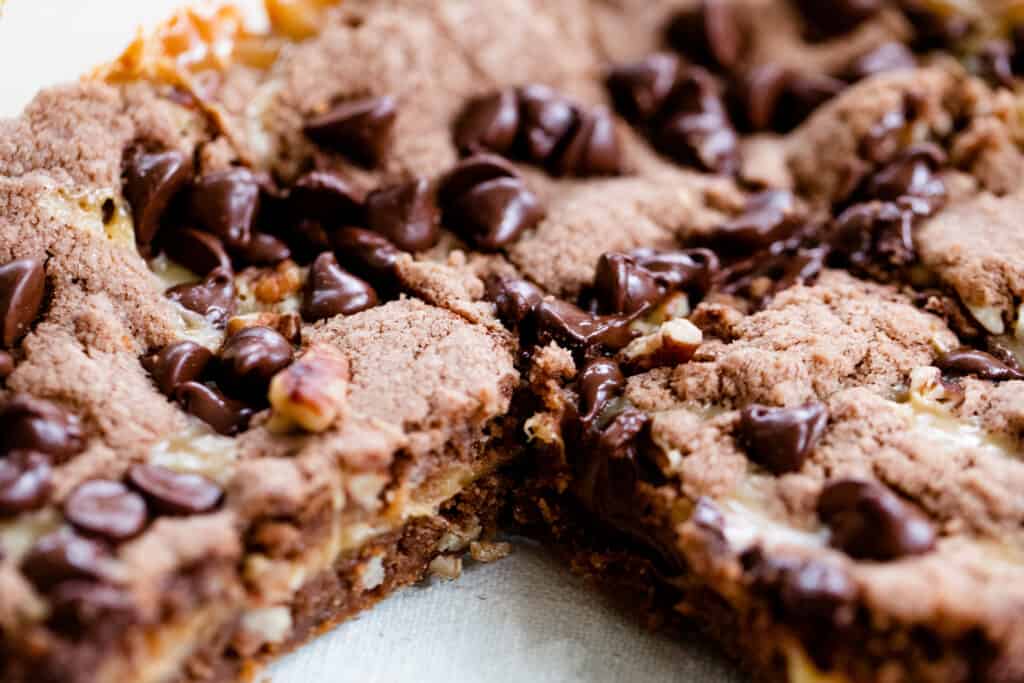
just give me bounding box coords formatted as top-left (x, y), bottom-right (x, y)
top-left (4, 0), bottom-right (1024, 682)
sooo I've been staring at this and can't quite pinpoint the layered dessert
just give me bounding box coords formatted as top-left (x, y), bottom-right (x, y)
top-left (2, 1), bottom-right (1024, 682)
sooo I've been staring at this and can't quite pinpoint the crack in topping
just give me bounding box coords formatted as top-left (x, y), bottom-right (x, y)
top-left (63, 480), bottom-right (148, 542)
top-left (454, 85), bottom-right (622, 177)
top-left (439, 155), bottom-right (544, 250)
top-left (737, 403), bottom-right (829, 475)
top-left (303, 95), bottom-right (398, 168)
top-left (935, 348), bottom-right (1024, 382)
top-left (301, 251), bottom-right (378, 322)
top-left (128, 463), bottom-right (223, 515)
top-left (817, 478), bottom-right (936, 561)
top-left (0, 258), bottom-right (46, 349)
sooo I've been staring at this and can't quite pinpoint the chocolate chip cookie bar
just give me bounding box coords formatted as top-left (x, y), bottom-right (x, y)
top-left (3, 0), bottom-right (1024, 682)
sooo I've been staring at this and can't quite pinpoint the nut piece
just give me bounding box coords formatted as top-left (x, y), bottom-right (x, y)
top-left (226, 312), bottom-right (302, 344)
top-left (469, 540), bottom-right (512, 563)
top-left (619, 318), bottom-right (702, 371)
top-left (428, 555), bottom-right (462, 580)
top-left (250, 260), bottom-right (305, 305)
top-left (268, 344), bottom-right (349, 432)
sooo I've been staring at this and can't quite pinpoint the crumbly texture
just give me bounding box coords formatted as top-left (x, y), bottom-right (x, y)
top-left (4, 1), bottom-right (1024, 683)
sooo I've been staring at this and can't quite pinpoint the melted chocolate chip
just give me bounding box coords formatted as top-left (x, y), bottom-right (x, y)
top-left (128, 464), bottom-right (223, 516)
top-left (737, 403), bottom-right (828, 475)
top-left (289, 170), bottom-right (365, 225)
top-left (188, 168), bottom-right (262, 249)
top-left (144, 341), bottom-right (213, 397)
top-left (935, 348), bottom-right (1024, 382)
top-left (21, 528), bottom-right (116, 591)
top-left (516, 84), bottom-right (578, 164)
top-left (744, 549), bottom-right (859, 626)
top-left (818, 478), bottom-right (936, 561)
top-left (0, 258), bottom-right (46, 349)
top-left (0, 450), bottom-right (52, 514)
top-left (862, 144), bottom-right (946, 207)
top-left (438, 153), bottom-right (519, 208)
top-left (654, 67), bottom-right (739, 174)
top-left (578, 358), bottom-right (625, 430)
top-left (64, 480), bottom-right (148, 541)
top-left (446, 177), bottom-right (544, 251)
top-left (161, 228), bottom-right (232, 276)
top-left (0, 394), bottom-right (85, 462)
top-left (842, 42), bottom-right (916, 82)
top-left (454, 90), bottom-right (520, 155)
top-left (665, 0), bottom-right (745, 72)
top-left (631, 248), bottom-right (719, 299)
top-left (554, 107), bottom-right (623, 177)
top-left (232, 232), bottom-right (292, 266)
top-left (577, 408), bottom-right (651, 520)
top-left (593, 253), bottom-right (664, 315)
top-left (365, 178), bottom-right (440, 252)
top-left (174, 381), bottom-right (254, 436)
top-left (828, 201), bottom-right (917, 274)
top-left (122, 148), bottom-right (193, 250)
top-left (0, 350), bottom-right (12, 381)
top-left (330, 227), bottom-right (402, 294)
top-left (485, 277), bottom-right (544, 330)
top-left (531, 299), bottom-right (637, 354)
top-left (741, 65), bottom-right (847, 133)
top-left (303, 96), bottom-right (397, 168)
top-left (218, 326), bottom-right (294, 396)
top-left (302, 252), bottom-right (378, 322)
top-left (708, 190), bottom-right (803, 253)
top-left (166, 267), bottom-right (237, 326)
top-left (606, 53), bottom-right (681, 124)
top-left (48, 581), bottom-right (135, 633)
top-left (719, 245), bottom-right (827, 305)
top-left (793, 0), bottom-right (882, 39)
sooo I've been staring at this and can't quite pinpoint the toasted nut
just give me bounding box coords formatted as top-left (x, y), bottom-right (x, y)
top-left (428, 555), bottom-right (462, 580)
top-left (265, 0), bottom-right (338, 40)
top-left (268, 344), bottom-right (348, 432)
top-left (619, 318), bottom-right (702, 371)
top-left (253, 260), bottom-right (304, 305)
top-left (227, 312), bottom-right (302, 344)
top-left (470, 540), bottom-right (512, 563)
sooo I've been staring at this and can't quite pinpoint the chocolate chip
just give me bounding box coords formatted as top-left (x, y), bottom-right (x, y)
top-left (578, 357), bottom-right (625, 430)
top-left (128, 463), bottom-right (223, 516)
top-left (232, 232), bottom-right (292, 266)
top-left (330, 227), bottom-right (402, 293)
top-left (302, 252), bottom-right (378, 322)
top-left (741, 65), bottom-right (847, 133)
top-left (553, 107), bottom-right (623, 177)
top-left (842, 42), bottom-right (916, 82)
top-left (531, 298), bottom-right (637, 354)
top-left (21, 528), bottom-right (116, 591)
top-left (166, 267), bottom-right (236, 326)
top-left (0, 350), bottom-right (13, 380)
top-left (793, 0), bottom-right (882, 39)
top-left (935, 348), bottom-right (1024, 382)
top-left (188, 168), bottom-right (262, 249)
top-left (818, 478), bottom-right (936, 561)
top-left (144, 341), bottom-right (213, 397)
top-left (606, 53), bottom-right (681, 123)
top-left (218, 326), bottom-right (294, 396)
top-left (776, 558), bottom-right (858, 625)
top-left (446, 177), bottom-right (544, 251)
top-left (631, 248), bottom-right (719, 299)
top-left (161, 228), bottom-right (232, 276)
top-left (0, 258), bottom-right (45, 348)
top-left (437, 153), bottom-right (519, 208)
top-left (454, 90), bottom-right (520, 155)
top-left (862, 143), bottom-right (946, 206)
top-left (365, 178), bottom-right (440, 252)
top-left (122, 148), bottom-right (193, 250)
top-left (303, 96), bottom-right (398, 168)
top-left (708, 189), bottom-right (803, 253)
top-left (593, 253), bottom-right (664, 315)
top-left (719, 245), bottom-right (827, 305)
top-left (828, 201), bottom-right (917, 274)
top-left (64, 480), bottom-right (148, 541)
top-left (516, 84), bottom-right (578, 164)
top-left (0, 394), bottom-right (85, 462)
top-left (737, 403), bottom-right (828, 475)
top-left (174, 381), bottom-right (254, 436)
top-left (665, 0), bottom-right (745, 72)
top-left (289, 170), bottom-right (365, 225)
top-left (0, 450), bottom-right (52, 514)
top-left (654, 67), bottom-right (739, 174)
top-left (485, 277), bottom-right (544, 330)
top-left (48, 581), bottom-right (135, 633)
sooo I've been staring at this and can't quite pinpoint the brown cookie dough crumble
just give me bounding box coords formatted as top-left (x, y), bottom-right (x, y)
top-left (5, 0), bottom-right (1024, 682)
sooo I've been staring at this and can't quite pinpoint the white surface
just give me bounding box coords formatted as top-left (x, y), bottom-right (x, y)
top-left (0, 3), bottom-right (742, 681)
